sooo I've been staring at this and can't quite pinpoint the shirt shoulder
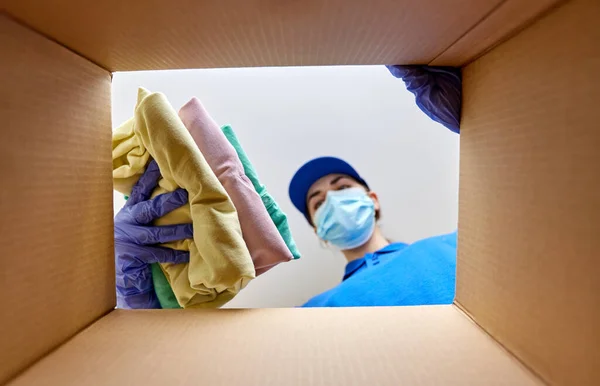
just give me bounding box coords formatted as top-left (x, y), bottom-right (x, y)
top-left (302, 231), bottom-right (458, 307)
top-left (302, 287), bottom-right (340, 307)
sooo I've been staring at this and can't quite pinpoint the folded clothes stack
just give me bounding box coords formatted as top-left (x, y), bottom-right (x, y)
top-left (112, 88), bottom-right (299, 308)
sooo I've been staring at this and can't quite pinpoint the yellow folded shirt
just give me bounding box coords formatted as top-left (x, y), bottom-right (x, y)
top-left (112, 87), bottom-right (255, 308)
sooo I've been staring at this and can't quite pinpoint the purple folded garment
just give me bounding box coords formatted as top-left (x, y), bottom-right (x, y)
top-left (179, 98), bottom-right (293, 275)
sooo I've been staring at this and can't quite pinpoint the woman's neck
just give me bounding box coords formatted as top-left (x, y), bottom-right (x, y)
top-left (342, 226), bottom-right (390, 263)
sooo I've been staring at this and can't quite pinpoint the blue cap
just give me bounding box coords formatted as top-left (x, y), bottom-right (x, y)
top-left (289, 157), bottom-right (368, 222)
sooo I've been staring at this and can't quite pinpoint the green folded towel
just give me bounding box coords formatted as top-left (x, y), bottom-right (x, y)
top-left (151, 264), bottom-right (182, 309)
top-left (222, 125), bottom-right (301, 260)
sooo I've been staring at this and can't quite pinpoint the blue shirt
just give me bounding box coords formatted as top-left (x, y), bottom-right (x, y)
top-left (302, 231), bottom-right (457, 307)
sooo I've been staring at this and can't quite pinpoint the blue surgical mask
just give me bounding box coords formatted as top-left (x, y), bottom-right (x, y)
top-left (314, 187), bottom-right (376, 250)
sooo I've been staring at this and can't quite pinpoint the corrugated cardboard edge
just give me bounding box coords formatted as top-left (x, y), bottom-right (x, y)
top-left (429, 0), bottom-right (565, 66)
top-left (1, 308), bottom-right (115, 385)
top-left (1, 13), bottom-right (111, 72)
top-left (453, 302), bottom-right (549, 385)
top-left (0, 15), bottom-right (115, 383)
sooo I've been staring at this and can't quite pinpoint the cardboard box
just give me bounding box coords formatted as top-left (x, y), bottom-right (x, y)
top-left (1, 0), bottom-right (598, 384)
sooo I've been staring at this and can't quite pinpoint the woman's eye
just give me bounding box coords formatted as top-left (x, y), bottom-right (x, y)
top-left (314, 201), bottom-right (324, 211)
top-left (337, 184), bottom-right (351, 190)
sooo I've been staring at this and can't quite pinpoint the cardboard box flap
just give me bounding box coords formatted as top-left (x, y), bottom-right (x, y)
top-left (5, 0), bottom-right (554, 71)
top-left (458, 0), bottom-right (600, 384)
top-left (10, 307), bottom-right (541, 386)
top-left (0, 15), bottom-right (114, 385)
top-left (431, 0), bottom-right (564, 65)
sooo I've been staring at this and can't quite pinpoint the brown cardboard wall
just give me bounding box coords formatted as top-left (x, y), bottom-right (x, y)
top-left (458, 0), bottom-right (600, 384)
top-left (0, 16), bottom-right (114, 384)
top-left (5, 0), bottom-right (511, 70)
top-left (10, 307), bottom-right (542, 386)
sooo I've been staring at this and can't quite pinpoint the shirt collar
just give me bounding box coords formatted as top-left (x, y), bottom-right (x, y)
top-left (375, 242), bottom-right (408, 254)
top-left (342, 242), bottom-right (407, 280)
top-left (343, 259), bottom-right (365, 280)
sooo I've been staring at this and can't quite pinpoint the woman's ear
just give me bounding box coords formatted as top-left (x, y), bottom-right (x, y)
top-left (367, 191), bottom-right (381, 212)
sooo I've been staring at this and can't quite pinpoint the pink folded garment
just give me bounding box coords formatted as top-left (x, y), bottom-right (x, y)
top-left (179, 97), bottom-right (293, 275)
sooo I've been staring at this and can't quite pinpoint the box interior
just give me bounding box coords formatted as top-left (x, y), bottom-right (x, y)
top-left (2, 0), bottom-right (598, 384)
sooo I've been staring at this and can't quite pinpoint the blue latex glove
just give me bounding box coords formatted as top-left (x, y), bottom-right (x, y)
top-left (386, 65), bottom-right (462, 134)
top-left (114, 160), bottom-right (193, 309)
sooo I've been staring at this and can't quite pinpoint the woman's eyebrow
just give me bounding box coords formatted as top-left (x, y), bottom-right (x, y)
top-left (329, 175), bottom-right (345, 185)
top-left (306, 190), bottom-right (322, 205)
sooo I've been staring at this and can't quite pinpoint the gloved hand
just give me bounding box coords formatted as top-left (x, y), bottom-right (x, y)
top-left (115, 160), bottom-right (193, 309)
top-left (386, 65), bottom-right (462, 134)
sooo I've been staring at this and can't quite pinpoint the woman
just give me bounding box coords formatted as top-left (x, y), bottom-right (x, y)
top-left (288, 156), bottom-right (457, 307)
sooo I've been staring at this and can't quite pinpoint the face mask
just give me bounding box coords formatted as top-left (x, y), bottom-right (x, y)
top-left (314, 187), bottom-right (376, 250)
